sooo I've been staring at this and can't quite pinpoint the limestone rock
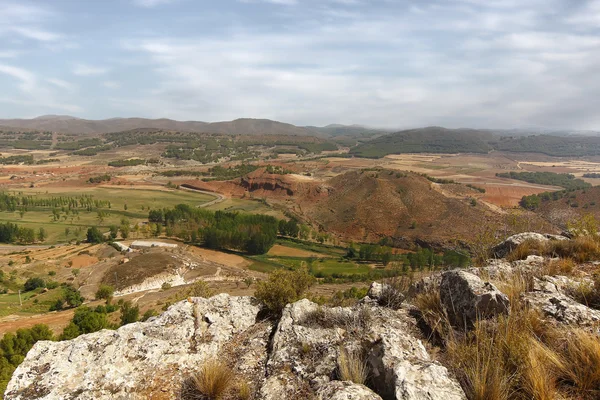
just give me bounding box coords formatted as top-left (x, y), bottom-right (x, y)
top-left (366, 307), bottom-right (466, 400)
top-left (440, 270), bottom-right (510, 327)
top-left (492, 232), bottom-right (567, 258)
top-left (523, 292), bottom-right (600, 326)
top-left (6, 293), bottom-right (466, 400)
top-left (317, 381), bottom-right (383, 400)
top-left (5, 295), bottom-right (262, 400)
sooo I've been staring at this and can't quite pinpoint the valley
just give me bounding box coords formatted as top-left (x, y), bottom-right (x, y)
top-left (1, 117), bottom-right (600, 398)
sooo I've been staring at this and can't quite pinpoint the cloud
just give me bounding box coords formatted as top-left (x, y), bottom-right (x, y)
top-left (132, 0), bottom-right (175, 7)
top-left (73, 64), bottom-right (109, 76)
top-left (103, 81), bottom-right (120, 89)
top-left (10, 27), bottom-right (61, 42)
top-left (117, 0), bottom-right (600, 129)
top-left (47, 78), bottom-right (75, 91)
top-left (0, 63), bottom-right (82, 112)
top-left (0, 63), bottom-right (36, 92)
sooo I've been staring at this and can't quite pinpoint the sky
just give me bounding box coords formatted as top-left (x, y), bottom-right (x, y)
top-left (0, 0), bottom-right (599, 129)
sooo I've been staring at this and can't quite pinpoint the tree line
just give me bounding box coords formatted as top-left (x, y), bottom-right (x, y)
top-left (496, 171), bottom-right (591, 191)
top-left (149, 204), bottom-right (279, 254)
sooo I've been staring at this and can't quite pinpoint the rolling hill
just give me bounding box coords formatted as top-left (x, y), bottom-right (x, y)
top-left (350, 127), bottom-right (494, 157)
top-left (0, 116), bottom-right (320, 136)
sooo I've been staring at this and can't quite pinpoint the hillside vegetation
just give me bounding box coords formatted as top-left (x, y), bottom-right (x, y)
top-left (350, 127), bottom-right (493, 157)
top-left (351, 129), bottom-right (600, 157)
top-left (496, 171), bottom-right (591, 191)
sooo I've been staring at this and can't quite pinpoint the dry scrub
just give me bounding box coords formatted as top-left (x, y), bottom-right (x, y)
top-left (416, 277), bottom-right (600, 400)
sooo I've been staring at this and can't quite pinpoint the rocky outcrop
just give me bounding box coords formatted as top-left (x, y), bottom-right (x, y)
top-left (6, 294), bottom-right (465, 400)
top-left (492, 232), bottom-right (567, 258)
top-left (440, 270), bottom-right (510, 328)
top-left (5, 295), bottom-right (263, 400)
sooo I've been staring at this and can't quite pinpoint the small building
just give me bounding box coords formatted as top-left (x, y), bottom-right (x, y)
top-left (112, 242), bottom-right (132, 252)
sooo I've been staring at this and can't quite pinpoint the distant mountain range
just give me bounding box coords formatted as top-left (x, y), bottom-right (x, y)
top-left (0, 115), bottom-right (391, 138)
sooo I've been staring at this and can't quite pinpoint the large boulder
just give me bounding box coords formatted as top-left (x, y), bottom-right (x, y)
top-left (492, 232), bottom-right (567, 258)
top-left (440, 270), bottom-right (510, 328)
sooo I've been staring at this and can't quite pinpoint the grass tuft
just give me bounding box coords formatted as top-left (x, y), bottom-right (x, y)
top-left (337, 347), bottom-right (368, 385)
top-left (183, 359), bottom-right (233, 400)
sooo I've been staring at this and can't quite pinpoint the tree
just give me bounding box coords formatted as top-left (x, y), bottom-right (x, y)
top-left (23, 277), bottom-right (45, 291)
top-left (86, 226), bottom-right (104, 243)
top-left (120, 301), bottom-right (139, 326)
top-left (109, 225), bottom-right (118, 240)
top-left (254, 268), bottom-right (315, 315)
top-left (119, 224), bottom-right (130, 239)
top-left (95, 285), bottom-right (114, 301)
top-left (36, 227), bottom-right (47, 243)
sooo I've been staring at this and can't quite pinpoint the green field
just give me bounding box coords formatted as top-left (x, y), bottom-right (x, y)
top-left (248, 254), bottom-right (371, 277)
top-left (1, 187), bottom-right (216, 243)
top-left (0, 287), bottom-right (64, 318)
top-left (204, 197), bottom-right (286, 218)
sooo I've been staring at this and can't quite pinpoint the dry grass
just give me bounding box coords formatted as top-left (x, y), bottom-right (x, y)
top-left (337, 347), bottom-right (368, 385)
top-left (183, 359), bottom-right (233, 400)
top-left (378, 275), bottom-right (412, 309)
top-left (558, 329), bottom-right (600, 394)
top-left (299, 305), bottom-right (372, 333)
top-left (237, 381), bottom-right (252, 400)
top-left (413, 290), bottom-right (452, 341)
top-left (424, 280), bottom-right (600, 400)
top-left (506, 236), bottom-right (600, 265)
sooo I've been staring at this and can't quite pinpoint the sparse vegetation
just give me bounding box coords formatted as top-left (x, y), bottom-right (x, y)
top-left (254, 268), bottom-right (315, 315)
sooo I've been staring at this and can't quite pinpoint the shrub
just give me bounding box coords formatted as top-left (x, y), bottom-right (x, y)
top-left (120, 301), bottom-right (139, 326)
top-left (187, 280), bottom-right (213, 298)
top-left (86, 226), bottom-right (104, 243)
top-left (23, 277), bottom-right (45, 291)
top-left (95, 284), bottom-right (114, 300)
top-left (141, 309), bottom-right (158, 321)
top-left (254, 268), bottom-right (315, 315)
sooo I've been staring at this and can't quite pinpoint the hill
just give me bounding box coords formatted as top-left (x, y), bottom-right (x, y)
top-left (0, 116), bottom-right (321, 136)
top-left (305, 124), bottom-right (389, 138)
top-left (350, 127), bottom-right (494, 157)
top-left (492, 134), bottom-right (600, 156)
top-left (301, 170), bottom-right (508, 247)
top-left (530, 186), bottom-right (600, 227)
top-left (351, 128), bottom-right (600, 158)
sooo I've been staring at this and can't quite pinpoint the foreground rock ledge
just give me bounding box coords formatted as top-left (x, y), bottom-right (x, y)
top-left (5, 293), bottom-right (465, 400)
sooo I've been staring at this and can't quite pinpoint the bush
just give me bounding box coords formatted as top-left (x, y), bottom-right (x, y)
top-left (254, 268), bottom-right (315, 315)
top-left (95, 284), bottom-right (114, 300)
top-left (187, 280), bottom-right (213, 298)
top-left (23, 277), bottom-right (45, 291)
top-left (120, 301), bottom-right (139, 326)
top-left (86, 226), bottom-right (104, 243)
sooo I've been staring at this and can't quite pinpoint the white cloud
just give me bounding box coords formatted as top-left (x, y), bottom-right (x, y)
top-left (0, 63), bottom-right (36, 92)
top-left (47, 78), bottom-right (75, 91)
top-left (10, 27), bottom-right (61, 42)
top-left (73, 64), bottom-right (109, 76)
top-left (103, 81), bottom-right (120, 89)
top-left (0, 63), bottom-right (82, 112)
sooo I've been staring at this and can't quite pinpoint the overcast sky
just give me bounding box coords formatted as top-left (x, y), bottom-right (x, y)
top-left (0, 0), bottom-right (599, 129)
